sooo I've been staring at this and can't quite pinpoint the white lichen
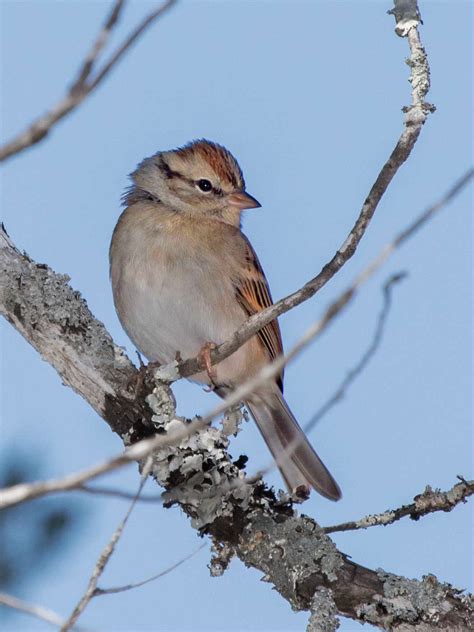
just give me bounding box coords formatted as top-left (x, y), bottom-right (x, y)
top-left (307, 587), bottom-right (340, 632)
top-left (358, 511), bottom-right (396, 528)
top-left (209, 541), bottom-right (235, 577)
top-left (220, 404), bottom-right (246, 436)
top-left (153, 360), bottom-right (180, 383)
top-left (145, 379), bottom-right (259, 529)
top-left (145, 382), bottom-right (177, 427)
top-left (357, 570), bottom-right (469, 627)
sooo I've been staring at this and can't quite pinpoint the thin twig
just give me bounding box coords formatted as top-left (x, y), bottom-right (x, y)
top-left (225, 170), bottom-right (474, 486)
top-left (87, 0), bottom-right (176, 92)
top-left (77, 483), bottom-right (162, 503)
top-left (304, 272), bottom-right (407, 434)
top-left (70, 0), bottom-right (125, 93)
top-left (0, 592), bottom-right (84, 631)
top-left (1, 169), bottom-right (472, 513)
top-left (94, 543), bottom-right (206, 596)
top-left (156, 168), bottom-right (474, 488)
top-left (0, 0), bottom-right (177, 162)
top-left (176, 19), bottom-right (435, 381)
top-left (323, 477), bottom-right (474, 534)
top-left (61, 457), bottom-right (153, 632)
top-left (0, 444), bottom-right (159, 510)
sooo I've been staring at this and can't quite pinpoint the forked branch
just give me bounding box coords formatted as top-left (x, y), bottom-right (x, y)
top-left (177, 3), bottom-right (435, 380)
top-left (0, 0), bottom-right (177, 162)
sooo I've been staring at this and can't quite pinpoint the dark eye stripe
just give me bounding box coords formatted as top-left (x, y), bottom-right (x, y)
top-left (157, 157), bottom-right (224, 197)
top-left (157, 157), bottom-right (194, 186)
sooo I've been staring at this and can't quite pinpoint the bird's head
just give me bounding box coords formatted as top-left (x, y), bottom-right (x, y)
top-left (127, 139), bottom-right (260, 226)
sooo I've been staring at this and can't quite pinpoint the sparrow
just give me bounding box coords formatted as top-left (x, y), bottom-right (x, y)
top-left (110, 139), bottom-right (341, 501)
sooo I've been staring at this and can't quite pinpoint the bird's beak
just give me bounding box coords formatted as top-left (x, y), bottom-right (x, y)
top-left (227, 191), bottom-right (261, 210)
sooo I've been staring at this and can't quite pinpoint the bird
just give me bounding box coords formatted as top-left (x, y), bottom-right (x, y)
top-left (109, 139), bottom-right (341, 501)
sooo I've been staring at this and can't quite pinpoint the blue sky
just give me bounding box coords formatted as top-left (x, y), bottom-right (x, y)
top-left (1, 1), bottom-right (472, 630)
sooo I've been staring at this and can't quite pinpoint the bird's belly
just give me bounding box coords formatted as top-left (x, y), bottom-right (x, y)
top-left (115, 262), bottom-right (254, 385)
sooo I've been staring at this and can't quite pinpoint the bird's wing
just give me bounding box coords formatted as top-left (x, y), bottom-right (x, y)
top-left (234, 235), bottom-right (284, 391)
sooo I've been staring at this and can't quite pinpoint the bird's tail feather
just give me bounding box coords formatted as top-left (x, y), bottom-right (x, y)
top-left (246, 392), bottom-right (341, 501)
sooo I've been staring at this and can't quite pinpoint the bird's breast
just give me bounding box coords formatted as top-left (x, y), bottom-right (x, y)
top-left (110, 210), bottom-right (251, 376)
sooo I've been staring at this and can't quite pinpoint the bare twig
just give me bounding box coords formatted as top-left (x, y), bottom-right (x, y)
top-left (87, 1), bottom-right (176, 92)
top-left (61, 457), bottom-right (153, 632)
top-left (176, 15), bottom-right (435, 381)
top-left (324, 478), bottom-right (474, 534)
top-left (94, 543), bottom-right (206, 596)
top-left (167, 168), bottom-right (474, 450)
top-left (0, 0), bottom-right (177, 162)
top-left (0, 441), bottom-right (160, 510)
top-left (77, 483), bottom-right (162, 503)
top-left (227, 169), bottom-right (473, 486)
top-left (70, 0), bottom-right (125, 93)
top-left (304, 272), bottom-right (407, 433)
top-left (0, 592), bottom-right (81, 630)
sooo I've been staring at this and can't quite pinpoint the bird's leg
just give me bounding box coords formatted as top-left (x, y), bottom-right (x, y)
top-left (198, 341), bottom-right (218, 390)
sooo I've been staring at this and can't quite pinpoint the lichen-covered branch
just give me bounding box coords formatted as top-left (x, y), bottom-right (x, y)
top-left (324, 478), bottom-right (474, 534)
top-left (0, 0), bottom-right (177, 163)
top-left (143, 381), bottom-right (473, 631)
top-left (1, 174), bottom-right (473, 628)
top-left (0, 225), bottom-right (152, 440)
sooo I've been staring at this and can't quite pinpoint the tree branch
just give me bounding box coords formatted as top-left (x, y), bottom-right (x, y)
top-left (0, 224), bottom-right (152, 440)
top-left (69, 0), bottom-right (125, 94)
top-left (0, 0), bottom-right (177, 163)
top-left (176, 6), bottom-right (435, 380)
top-left (93, 543), bottom-right (206, 596)
top-left (76, 483), bottom-right (162, 503)
top-left (0, 592), bottom-right (80, 631)
top-left (324, 478), bottom-right (474, 534)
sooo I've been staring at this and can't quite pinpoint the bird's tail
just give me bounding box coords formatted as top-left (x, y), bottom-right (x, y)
top-left (246, 391), bottom-right (341, 501)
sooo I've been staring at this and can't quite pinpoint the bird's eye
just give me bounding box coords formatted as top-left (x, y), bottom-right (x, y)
top-left (197, 179), bottom-right (212, 193)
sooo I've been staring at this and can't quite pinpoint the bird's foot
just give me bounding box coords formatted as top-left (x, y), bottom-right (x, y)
top-left (291, 485), bottom-right (311, 503)
top-left (198, 341), bottom-right (218, 390)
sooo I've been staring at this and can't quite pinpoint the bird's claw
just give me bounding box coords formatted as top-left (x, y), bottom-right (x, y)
top-left (198, 341), bottom-right (218, 389)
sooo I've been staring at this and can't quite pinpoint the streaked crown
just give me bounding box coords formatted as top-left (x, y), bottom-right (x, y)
top-left (172, 139), bottom-right (245, 190)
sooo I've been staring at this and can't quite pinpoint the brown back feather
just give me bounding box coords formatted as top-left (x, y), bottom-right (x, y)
top-left (234, 235), bottom-right (284, 392)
